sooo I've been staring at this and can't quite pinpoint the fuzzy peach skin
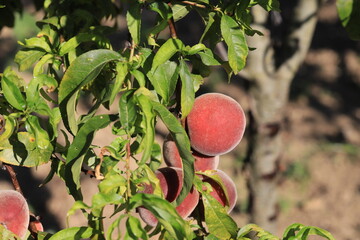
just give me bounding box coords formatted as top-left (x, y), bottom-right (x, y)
top-left (0, 190), bottom-right (29, 238)
top-left (163, 138), bottom-right (220, 171)
top-left (186, 93), bottom-right (246, 156)
top-left (201, 169), bottom-right (237, 213)
top-left (138, 167), bottom-right (199, 227)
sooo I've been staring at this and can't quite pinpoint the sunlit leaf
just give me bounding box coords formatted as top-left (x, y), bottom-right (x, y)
top-left (221, 15), bottom-right (248, 74)
top-left (65, 114), bottom-right (117, 200)
top-left (135, 94), bottom-right (155, 165)
top-left (48, 227), bottom-right (99, 240)
top-left (171, 4), bottom-right (190, 22)
top-left (179, 58), bottom-right (194, 119)
top-left (337, 0), bottom-right (360, 40)
top-left (152, 38), bottom-right (184, 70)
top-left (0, 132), bottom-right (53, 167)
top-left (127, 1), bottom-right (142, 45)
top-left (119, 89), bottom-right (137, 132)
top-left (147, 60), bottom-right (178, 104)
top-left (58, 49), bottom-right (122, 134)
top-left (202, 190), bottom-right (238, 239)
top-left (152, 102), bottom-right (195, 205)
top-left (126, 216), bottom-right (149, 240)
top-left (129, 193), bottom-right (195, 239)
top-left (1, 76), bottom-right (26, 110)
top-left (14, 49), bottom-right (45, 71)
top-left (59, 33), bottom-right (111, 56)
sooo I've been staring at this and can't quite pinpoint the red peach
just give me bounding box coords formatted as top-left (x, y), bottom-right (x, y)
top-left (0, 190), bottom-right (29, 238)
top-left (186, 93), bottom-right (246, 156)
top-left (138, 167), bottom-right (199, 227)
top-left (163, 138), bottom-right (220, 171)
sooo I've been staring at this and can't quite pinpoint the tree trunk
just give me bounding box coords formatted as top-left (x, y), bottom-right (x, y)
top-left (243, 0), bottom-right (323, 232)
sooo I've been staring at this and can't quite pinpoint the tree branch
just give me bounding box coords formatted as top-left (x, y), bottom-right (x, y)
top-left (167, 3), bottom-right (178, 39)
top-left (3, 164), bottom-right (23, 195)
top-left (243, 0), bottom-right (323, 232)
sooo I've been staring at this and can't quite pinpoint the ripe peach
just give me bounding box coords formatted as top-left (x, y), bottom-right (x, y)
top-left (163, 138), bottom-right (220, 171)
top-left (0, 190), bottom-right (29, 238)
top-left (186, 93), bottom-right (246, 156)
top-left (201, 169), bottom-right (237, 213)
top-left (138, 167), bottom-right (199, 227)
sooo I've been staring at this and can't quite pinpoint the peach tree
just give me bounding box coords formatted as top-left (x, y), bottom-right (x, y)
top-left (0, 0), bottom-right (343, 239)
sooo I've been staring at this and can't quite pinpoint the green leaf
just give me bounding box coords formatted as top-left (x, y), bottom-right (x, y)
top-left (2, 67), bottom-right (26, 87)
top-left (253, 0), bottom-right (280, 11)
top-left (237, 224), bottom-right (279, 239)
top-left (131, 69), bottom-right (146, 87)
top-left (92, 192), bottom-right (124, 211)
top-left (204, 234), bottom-right (221, 240)
top-left (202, 190), bottom-right (238, 239)
top-left (151, 102), bottom-right (195, 206)
top-left (0, 132), bottom-right (53, 167)
top-left (149, 2), bottom-right (172, 20)
top-left (106, 215), bottom-right (127, 240)
top-left (337, 0), bottom-right (360, 40)
top-left (187, 43), bottom-right (207, 55)
top-left (109, 62), bottom-right (128, 105)
top-left (135, 94), bottom-right (155, 165)
top-left (99, 170), bottom-right (127, 194)
top-left (59, 33), bottom-right (112, 56)
top-left (126, 216), bottom-right (149, 240)
top-left (221, 15), bottom-right (248, 74)
top-left (67, 200), bottom-right (90, 217)
top-left (14, 49), bottom-right (45, 71)
top-left (171, 4), bottom-right (190, 22)
top-left (23, 36), bottom-right (52, 52)
top-left (282, 223), bottom-right (335, 240)
top-left (58, 49), bottom-right (122, 134)
top-left (33, 54), bottom-right (54, 76)
top-left (1, 76), bottom-right (26, 110)
top-left (0, 224), bottom-right (18, 240)
top-left (25, 115), bottom-right (51, 150)
top-left (129, 193), bottom-right (195, 239)
top-left (26, 74), bottom-right (58, 107)
top-left (48, 227), bottom-right (99, 240)
top-left (150, 142), bottom-right (162, 171)
top-left (152, 38), bottom-right (184, 70)
top-left (147, 61), bottom-right (178, 104)
top-left (140, 164), bottom-right (163, 197)
top-left (65, 114), bottom-right (117, 200)
top-left (199, 12), bottom-right (222, 49)
top-left (178, 58), bottom-right (194, 119)
top-left (198, 49), bottom-right (221, 66)
top-left (127, 1), bottom-right (142, 45)
top-left (0, 115), bottom-right (16, 143)
top-left (119, 89), bottom-right (137, 132)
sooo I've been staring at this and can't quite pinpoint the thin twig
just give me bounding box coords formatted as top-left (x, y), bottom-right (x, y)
top-left (181, 0), bottom-right (206, 9)
top-left (3, 163), bottom-right (23, 195)
top-left (167, 3), bottom-right (178, 39)
top-left (168, 18), bottom-right (178, 39)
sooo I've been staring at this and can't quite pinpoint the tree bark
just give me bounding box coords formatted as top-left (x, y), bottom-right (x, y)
top-left (244, 0), bottom-right (323, 232)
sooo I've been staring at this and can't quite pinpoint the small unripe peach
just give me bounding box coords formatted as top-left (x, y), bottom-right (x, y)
top-left (186, 93), bottom-right (246, 156)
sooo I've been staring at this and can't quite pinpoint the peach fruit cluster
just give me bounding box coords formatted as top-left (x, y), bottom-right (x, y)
top-left (139, 93), bottom-right (246, 226)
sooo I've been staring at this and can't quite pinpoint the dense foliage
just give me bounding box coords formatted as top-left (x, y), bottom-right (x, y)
top-left (1, 0), bottom-right (352, 239)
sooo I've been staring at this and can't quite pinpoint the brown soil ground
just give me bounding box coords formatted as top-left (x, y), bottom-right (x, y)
top-left (1, 1), bottom-right (360, 239)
